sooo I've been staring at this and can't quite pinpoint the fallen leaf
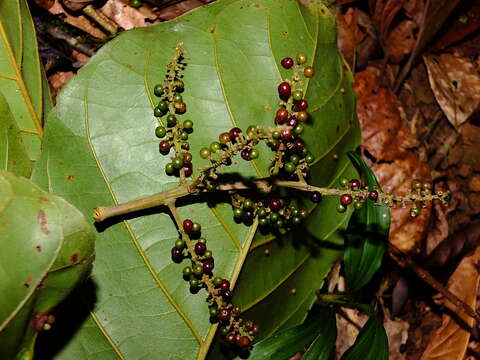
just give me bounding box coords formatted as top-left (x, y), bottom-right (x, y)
top-left (100, 0), bottom-right (159, 30)
top-left (419, 246), bottom-right (480, 360)
top-left (384, 20), bottom-right (417, 63)
top-left (156, 0), bottom-right (205, 21)
top-left (424, 54), bottom-right (480, 127)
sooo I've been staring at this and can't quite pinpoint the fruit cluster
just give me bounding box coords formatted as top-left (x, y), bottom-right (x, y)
top-left (170, 217), bottom-right (259, 348)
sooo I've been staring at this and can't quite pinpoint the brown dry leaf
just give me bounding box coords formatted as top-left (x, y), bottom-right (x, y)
top-left (31, 0), bottom-right (55, 9)
top-left (385, 20), bottom-right (417, 63)
top-left (157, 0), bottom-right (205, 21)
top-left (61, 0), bottom-right (93, 12)
top-left (100, 0), bottom-right (159, 30)
top-left (48, 71), bottom-right (75, 104)
top-left (424, 54), bottom-right (480, 127)
top-left (354, 70), bottom-right (431, 253)
top-left (419, 246), bottom-right (480, 360)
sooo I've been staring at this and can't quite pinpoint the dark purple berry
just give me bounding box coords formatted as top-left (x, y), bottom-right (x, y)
top-left (226, 333), bottom-right (236, 344)
top-left (229, 127), bottom-right (242, 142)
top-left (281, 57), bottom-right (294, 69)
top-left (183, 164), bottom-right (193, 177)
top-left (278, 82), bottom-right (291, 99)
top-left (220, 279), bottom-right (230, 292)
top-left (195, 242), bottom-right (207, 256)
top-left (183, 219), bottom-right (193, 232)
top-left (310, 191), bottom-right (322, 203)
top-left (349, 179), bottom-right (361, 191)
top-left (288, 117), bottom-right (298, 127)
top-left (217, 308), bottom-right (231, 322)
top-left (269, 198), bottom-right (281, 212)
top-left (241, 149), bottom-right (251, 161)
top-left (296, 99), bottom-right (308, 111)
top-left (237, 336), bottom-right (251, 348)
top-left (159, 141), bottom-right (171, 154)
top-left (203, 259), bottom-right (214, 273)
top-left (171, 247), bottom-right (183, 263)
top-left (340, 194), bottom-right (353, 206)
top-left (222, 289), bottom-right (233, 300)
top-left (368, 190), bottom-right (379, 201)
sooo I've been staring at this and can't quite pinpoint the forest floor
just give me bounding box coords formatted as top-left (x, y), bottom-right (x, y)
top-left (29, 0), bottom-right (480, 359)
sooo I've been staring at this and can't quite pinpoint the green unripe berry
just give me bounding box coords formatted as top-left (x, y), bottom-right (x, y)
top-left (181, 131), bottom-right (189, 140)
top-left (189, 278), bottom-right (199, 288)
top-left (290, 155), bottom-right (300, 164)
top-left (275, 219), bottom-right (284, 228)
top-left (175, 239), bottom-right (185, 249)
top-left (182, 266), bottom-right (192, 277)
top-left (192, 222), bottom-right (201, 233)
top-left (174, 94), bottom-right (183, 103)
top-left (305, 153), bottom-right (315, 164)
top-left (250, 148), bottom-right (260, 159)
top-left (292, 90), bottom-right (303, 101)
top-left (213, 277), bottom-right (223, 287)
top-left (296, 53), bottom-right (307, 64)
top-left (165, 163), bottom-right (174, 175)
top-left (183, 119), bottom-right (193, 130)
top-left (340, 178), bottom-right (349, 187)
top-left (172, 157), bottom-right (184, 169)
top-left (337, 203), bottom-right (347, 213)
top-left (272, 131), bottom-right (281, 140)
top-left (353, 200), bottom-right (363, 210)
top-left (269, 213), bottom-right (279, 222)
top-left (294, 124), bottom-right (304, 135)
top-left (284, 162), bottom-right (296, 173)
top-left (154, 106), bottom-right (165, 117)
top-left (131, 0), bottom-right (142, 8)
top-left (257, 208), bottom-right (267, 218)
top-left (200, 147), bottom-right (211, 159)
top-left (243, 199), bottom-right (254, 209)
top-left (157, 100), bottom-right (168, 112)
top-left (292, 216), bottom-right (301, 225)
top-left (155, 126), bottom-right (167, 138)
top-left (175, 80), bottom-right (185, 92)
top-left (166, 114), bottom-right (177, 127)
top-left (410, 207), bottom-right (421, 218)
top-left (220, 327), bottom-right (230, 336)
top-left (210, 142), bottom-right (221, 153)
top-left (292, 208), bottom-right (300, 217)
top-left (204, 250), bottom-right (213, 259)
top-left (198, 238), bottom-right (207, 244)
top-left (193, 264), bottom-right (203, 277)
top-left (233, 208), bottom-right (243, 218)
top-left (153, 84), bottom-right (164, 96)
top-left (209, 307), bottom-right (218, 318)
top-left (259, 218), bottom-right (269, 227)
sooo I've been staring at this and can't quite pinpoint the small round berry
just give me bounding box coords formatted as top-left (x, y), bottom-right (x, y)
top-left (182, 152), bottom-right (192, 164)
top-left (166, 114), bottom-right (177, 127)
top-left (349, 179), bottom-right (361, 191)
top-left (203, 260), bottom-right (214, 273)
top-left (241, 149), bottom-right (251, 161)
top-left (237, 336), bottom-right (251, 348)
top-left (159, 141), bottom-right (171, 154)
top-left (304, 66), bottom-right (315, 78)
top-left (252, 324), bottom-right (260, 334)
top-left (198, 237), bottom-right (207, 244)
top-left (269, 198), bottom-right (281, 212)
top-left (280, 129), bottom-right (293, 140)
top-left (172, 157), bottom-right (184, 169)
top-left (192, 264), bottom-right (203, 276)
top-left (422, 181), bottom-right (432, 191)
top-left (153, 85), bottom-right (164, 96)
top-left (219, 132), bottom-right (231, 145)
top-left (183, 119), bottom-right (193, 130)
top-left (175, 239), bottom-right (185, 249)
top-left (294, 139), bottom-right (305, 151)
top-left (233, 208), bottom-right (243, 218)
top-left (180, 131), bottom-right (189, 141)
top-left (183, 219), bottom-right (193, 232)
top-left (175, 101), bottom-right (186, 114)
top-left (220, 327), bottom-right (230, 337)
top-left (243, 199), bottom-right (254, 209)
top-left (410, 207), bottom-right (420, 218)
top-left (310, 191), bottom-right (322, 203)
top-left (296, 99), bottom-right (308, 111)
top-left (290, 154), bottom-right (300, 164)
top-left (210, 142), bottom-right (222, 153)
top-left (297, 112), bottom-right (308, 123)
top-left (337, 203), bottom-right (347, 213)
top-left (165, 163), bottom-right (174, 175)
top-left (155, 126), bottom-right (167, 138)
top-left (257, 208), bottom-right (267, 218)
top-left (175, 80), bottom-right (185, 92)
top-left (153, 106), bottom-right (164, 117)
top-left (189, 278), bottom-right (200, 289)
top-left (272, 131), bottom-right (281, 140)
top-left (288, 117), bottom-right (299, 128)
top-left (281, 57), bottom-right (294, 69)
top-left (204, 250), bottom-right (213, 259)
top-left (275, 219), bottom-right (284, 229)
top-left (173, 94), bottom-right (183, 103)
top-left (229, 127), bottom-right (242, 141)
top-left (259, 218), bottom-right (269, 227)
top-left (195, 242), bottom-right (206, 256)
top-left (183, 164), bottom-right (193, 177)
top-left (411, 179), bottom-right (422, 191)
top-left (269, 212), bottom-right (279, 222)
top-left (305, 153), bottom-right (315, 164)
top-left (247, 126), bottom-right (257, 135)
top-left (182, 266), bottom-right (192, 277)
top-left (292, 90), bottom-right (303, 101)
top-left (275, 108), bottom-right (289, 124)
top-left (278, 81), bottom-right (291, 99)
top-left (157, 100), bottom-right (169, 112)
top-left (296, 53), bottom-right (307, 64)
top-left (299, 209), bottom-right (309, 218)
top-left (250, 148), bottom-right (260, 159)
top-left (213, 277), bottom-right (223, 287)
top-left (220, 279), bottom-right (230, 292)
top-left (217, 308), bottom-right (231, 322)
top-left (222, 289), bottom-right (233, 300)
top-left (209, 307), bottom-right (218, 318)
top-left (200, 147), bottom-right (211, 159)
top-left (368, 190), bottom-right (379, 201)
top-left (171, 247), bottom-right (183, 263)
top-left (294, 124), bottom-right (304, 135)
top-left (284, 162), bottom-right (295, 173)
top-left (131, 0), bottom-right (142, 8)
top-left (292, 216), bottom-right (301, 225)
top-left (340, 178), bottom-right (349, 187)
top-left (353, 200), bottom-right (363, 210)
top-left (232, 306), bottom-right (241, 316)
top-left (340, 194), bottom-right (353, 206)
top-left (192, 222), bottom-right (201, 233)
top-left (225, 333), bottom-right (236, 344)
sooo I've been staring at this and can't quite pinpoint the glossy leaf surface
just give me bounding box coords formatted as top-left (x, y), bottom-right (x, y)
top-left (344, 152), bottom-right (390, 291)
top-left (32, 0), bottom-right (360, 358)
top-left (341, 317), bottom-right (388, 360)
top-left (0, 0), bottom-right (51, 162)
top-left (0, 170), bottom-right (95, 359)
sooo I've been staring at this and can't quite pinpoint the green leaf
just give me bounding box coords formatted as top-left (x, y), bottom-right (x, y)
top-left (0, 170), bottom-right (95, 359)
top-left (0, 0), bottom-right (52, 162)
top-left (243, 309), bottom-right (336, 360)
top-left (0, 91), bottom-right (31, 177)
top-left (341, 317), bottom-right (388, 360)
top-left (344, 152), bottom-right (390, 291)
top-left (32, 0), bottom-right (360, 358)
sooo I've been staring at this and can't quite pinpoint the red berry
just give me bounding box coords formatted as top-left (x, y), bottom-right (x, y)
top-left (203, 259), bottom-right (214, 273)
top-left (294, 139), bottom-right (305, 151)
top-left (278, 82), bottom-right (291, 99)
top-left (220, 279), bottom-right (230, 292)
top-left (281, 57), bottom-right (294, 69)
top-left (368, 190), bottom-right (379, 201)
top-left (275, 108), bottom-right (289, 124)
top-left (252, 324), bottom-right (260, 334)
top-left (195, 242), bottom-right (207, 256)
top-left (219, 132), bottom-right (231, 144)
top-left (159, 141), bottom-right (171, 154)
top-left (340, 194), bottom-right (353, 206)
top-left (183, 219), bottom-right (193, 232)
top-left (183, 164), bottom-right (193, 177)
top-left (217, 308), bottom-right (231, 322)
top-left (245, 320), bottom-right (254, 331)
top-left (226, 333), bottom-right (236, 344)
top-left (349, 179), bottom-right (361, 191)
top-left (296, 99), bottom-right (308, 111)
top-left (237, 336), bottom-right (251, 348)
top-left (269, 198), bottom-right (281, 212)
top-left (229, 127), bottom-right (242, 141)
top-left (241, 149), bottom-right (251, 161)
top-left (280, 129), bottom-right (293, 140)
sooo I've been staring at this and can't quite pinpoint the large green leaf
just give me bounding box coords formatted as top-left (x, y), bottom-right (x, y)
top-left (0, 170), bottom-right (95, 359)
top-left (0, 92), bottom-right (31, 177)
top-left (344, 152), bottom-right (390, 291)
top-left (32, 0), bottom-right (360, 358)
top-left (0, 0), bottom-right (52, 163)
top-left (341, 317), bottom-right (388, 360)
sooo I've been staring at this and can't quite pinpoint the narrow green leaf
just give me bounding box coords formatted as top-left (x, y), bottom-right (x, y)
top-left (0, 0), bottom-right (49, 162)
top-left (0, 170), bottom-right (95, 359)
top-left (344, 152), bottom-right (390, 291)
top-left (341, 317), bottom-right (388, 360)
top-left (244, 309), bottom-right (336, 360)
top-left (0, 91), bottom-right (31, 177)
